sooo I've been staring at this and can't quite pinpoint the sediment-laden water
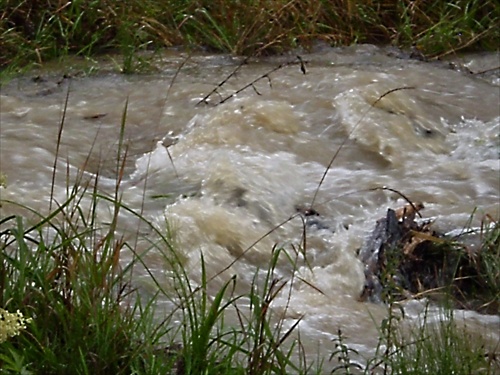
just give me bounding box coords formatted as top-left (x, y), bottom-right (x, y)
top-left (1, 44), bottom-right (499, 369)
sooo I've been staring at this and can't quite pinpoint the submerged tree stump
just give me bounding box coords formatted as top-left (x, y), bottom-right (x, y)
top-left (358, 204), bottom-right (499, 314)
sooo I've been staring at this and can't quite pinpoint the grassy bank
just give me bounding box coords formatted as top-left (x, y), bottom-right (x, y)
top-left (1, 4), bottom-right (499, 370)
top-left (1, 0), bottom-right (499, 72)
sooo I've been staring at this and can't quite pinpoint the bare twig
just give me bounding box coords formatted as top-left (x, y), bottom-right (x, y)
top-left (309, 86), bottom-right (416, 209)
top-left (196, 55), bottom-right (253, 106)
top-left (472, 65), bottom-right (500, 75)
top-left (165, 52), bottom-right (192, 102)
top-left (50, 81), bottom-right (71, 213)
top-left (369, 186), bottom-right (423, 219)
top-left (197, 55), bottom-right (306, 106)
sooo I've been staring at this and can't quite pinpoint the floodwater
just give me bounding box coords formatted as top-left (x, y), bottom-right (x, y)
top-left (1, 44), bottom-right (499, 370)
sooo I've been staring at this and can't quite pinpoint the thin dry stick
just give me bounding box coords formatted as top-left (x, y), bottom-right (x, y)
top-left (156, 53), bottom-right (195, 180)
top-left (165, 52), bottom-right (192, 102)
top-left (197, 55), bottom-right (306, 106)
top-left (216, 56), bottom-right (306, 105)
top-left (131, 53), bottom-right (193, 258)
top-left (369, 186), bottom-right (423, 219)
top-left (207, 214), bottom-right (300, 284)
top-left (309, 86), bottom-right (416, 209)
top-left (160, 53), bottom-right (194, 179)
top-left (472, 65), bottom-right (500, 75)
top-left (138, 52), bottom-right (192, 190)
top-left (314, 185), bottom-right (424, 221)
top-left (49, 81), bottom-right (71, 213)
top-left (196, 55), bottom-right (253, 106)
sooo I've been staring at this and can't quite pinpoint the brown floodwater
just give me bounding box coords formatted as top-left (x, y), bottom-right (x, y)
top-left (1, 44), bottom-right (499, 370)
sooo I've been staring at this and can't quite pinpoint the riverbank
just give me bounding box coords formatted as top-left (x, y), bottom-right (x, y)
top-left (1, 0), bottom-right (498, 73)
top-left (1, 2), bottom-right (499, 372)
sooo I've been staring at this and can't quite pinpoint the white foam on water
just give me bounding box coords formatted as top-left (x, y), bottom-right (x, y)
top-left (1, 46), bottom-right (498, 369)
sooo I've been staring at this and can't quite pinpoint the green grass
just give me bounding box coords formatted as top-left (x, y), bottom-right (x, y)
top-left (387, 309), bottom-right (498, 374)
top-left (0, 180), bottom-right (313, 374)
top-left (352, 301), bottom-right (499, 375)
top-left (2, 205), bottom-right (497, 374)
top-left (1, 186), bottom-right (498, 373)
top-left (1, 0), bottom-right (498, 74)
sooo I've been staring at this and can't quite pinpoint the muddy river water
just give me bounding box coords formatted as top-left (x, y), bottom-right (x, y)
top-left (1, 44), bottom-right (499, 369)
